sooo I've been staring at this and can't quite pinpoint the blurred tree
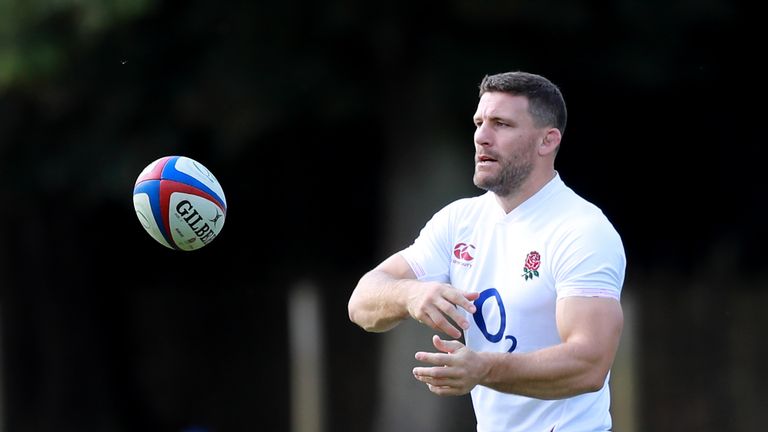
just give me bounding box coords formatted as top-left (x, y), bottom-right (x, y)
top-left (0, 0), bottom-right (154, 87)
top-left (0, 0), bottom-right (765, 431)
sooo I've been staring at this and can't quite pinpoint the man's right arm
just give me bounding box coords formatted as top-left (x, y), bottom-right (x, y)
top-left (347, 253), bottom-right (477, 338)
top-left (347, 253), bottom-right (419, 333)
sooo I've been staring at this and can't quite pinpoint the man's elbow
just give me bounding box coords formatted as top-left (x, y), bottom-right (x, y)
top-left (347, 299), bottom-right (365, 328)
top-left (580, 366), bottom-right (611, 394)
top-left (583, 377), bottom-right (606, 394)
top-left (348, 301), bottom-right (383, 332)
top-left (348, 303), bottom-right (399, 333)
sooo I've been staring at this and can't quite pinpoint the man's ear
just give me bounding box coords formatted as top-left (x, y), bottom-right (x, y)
top-left (539, 128), bottom-right (562, 156)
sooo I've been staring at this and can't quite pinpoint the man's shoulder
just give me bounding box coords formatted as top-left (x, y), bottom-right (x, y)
top-left (543, 185), bottom-right (623, 243)
top-left (551, 182), bottom-right (610, 220)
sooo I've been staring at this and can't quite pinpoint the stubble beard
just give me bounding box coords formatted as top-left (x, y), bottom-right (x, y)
top-left (474, 156), bottom-right (534, 198)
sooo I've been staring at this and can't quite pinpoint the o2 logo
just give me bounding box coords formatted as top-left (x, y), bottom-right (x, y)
top-left (472, 288), bottom-right (518, 352)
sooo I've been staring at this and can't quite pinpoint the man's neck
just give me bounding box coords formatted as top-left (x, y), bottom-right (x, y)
top-left (494, 169), bottom-right (557, 214)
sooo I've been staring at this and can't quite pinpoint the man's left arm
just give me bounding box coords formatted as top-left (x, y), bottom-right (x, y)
top-left (413, 296), bottom-right (623, 399)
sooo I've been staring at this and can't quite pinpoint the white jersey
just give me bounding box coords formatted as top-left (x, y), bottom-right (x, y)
top-left (400, 173), bottom-right (625, 432)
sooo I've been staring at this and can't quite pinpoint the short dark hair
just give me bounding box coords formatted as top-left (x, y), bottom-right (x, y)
top-left (479, 71), bottom-right (567, 135)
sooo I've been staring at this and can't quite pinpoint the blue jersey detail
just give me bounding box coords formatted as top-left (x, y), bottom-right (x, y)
top-left (474, 288), bottom-right (517, 352)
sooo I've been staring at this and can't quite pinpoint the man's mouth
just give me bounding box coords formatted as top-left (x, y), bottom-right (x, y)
top-left (476, 154), bottom-right (497, 164)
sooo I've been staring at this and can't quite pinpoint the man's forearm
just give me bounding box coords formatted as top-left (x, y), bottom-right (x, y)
top-left (348, 270), bottom-right (414, 332)
top-left (480, 339), bottom-right (614, 399)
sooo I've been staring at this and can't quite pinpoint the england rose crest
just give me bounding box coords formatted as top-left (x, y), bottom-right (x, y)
top-left (522, 251), bottom-right (541, 281)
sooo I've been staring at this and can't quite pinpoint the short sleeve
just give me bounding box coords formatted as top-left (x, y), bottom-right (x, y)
top-left (398, 205), bottom-right (453, 283)
top-left (553, 218), bottom-right (626, 301)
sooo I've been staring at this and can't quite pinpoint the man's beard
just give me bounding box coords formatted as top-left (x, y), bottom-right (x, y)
top-left (474, 157), bottom-right (534, 197)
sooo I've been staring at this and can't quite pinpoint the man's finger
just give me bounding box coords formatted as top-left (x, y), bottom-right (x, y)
top-left (428, 311), bottom-right (462, 338)
top-left (433, 298), bottom-right (472, 330)
top-left (432, 334), bottom-right (464, 353)
top-left (445, 290), bottom-right (478, 315)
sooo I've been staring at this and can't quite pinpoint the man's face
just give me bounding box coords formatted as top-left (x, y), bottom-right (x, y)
top-left (472, 92), bottom-right (546, 196)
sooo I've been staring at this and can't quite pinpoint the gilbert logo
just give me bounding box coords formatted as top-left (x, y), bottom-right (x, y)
top-left (453, 243), bottom-right (476, 261)
top-left (176, 200), bottom-right (217, 244)
top-left (521, 251), bottom-right (541, 281)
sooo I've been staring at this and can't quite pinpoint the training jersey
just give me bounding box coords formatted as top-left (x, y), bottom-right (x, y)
top-left (399, 173), bottom-right (626, 432)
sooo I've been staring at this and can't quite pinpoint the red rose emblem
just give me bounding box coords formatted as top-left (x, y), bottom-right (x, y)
top-left (525, 251), bottom-right (540, 271)
top-left (522, 251), bottom-right (541, 281)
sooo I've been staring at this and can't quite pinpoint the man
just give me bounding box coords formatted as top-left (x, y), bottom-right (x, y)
top-left (347, 71), bottom-right (626, 431)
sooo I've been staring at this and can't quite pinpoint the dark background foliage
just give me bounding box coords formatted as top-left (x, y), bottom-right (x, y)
top-left (0, 1), bottom-right (765, 431)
